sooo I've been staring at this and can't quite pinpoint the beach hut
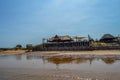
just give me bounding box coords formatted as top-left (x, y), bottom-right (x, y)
top-left (100, 34), bottom-right (115, 43)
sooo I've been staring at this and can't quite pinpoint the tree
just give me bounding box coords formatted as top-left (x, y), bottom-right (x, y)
top-left (16, 44), bottom-right (22, 49)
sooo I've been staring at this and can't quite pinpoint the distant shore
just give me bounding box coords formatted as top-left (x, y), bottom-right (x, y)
top-left (0, 50), bottom-right (120, 56)
top-left (0, 50), bottom-right (26, 55)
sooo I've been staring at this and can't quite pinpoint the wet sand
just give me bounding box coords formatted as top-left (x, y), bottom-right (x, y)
top-left (1, 68), bottom-right (120, 80)
top-left (0, 50), bottom-right (120, 80)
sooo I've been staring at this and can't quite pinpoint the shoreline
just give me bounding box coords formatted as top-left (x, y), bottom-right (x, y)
top-left (0, 50), bottom-right (26, 55)
top-left (28, 50), bottom-right (120, 56)
top-left (0, 49), bottom-right (120, 56)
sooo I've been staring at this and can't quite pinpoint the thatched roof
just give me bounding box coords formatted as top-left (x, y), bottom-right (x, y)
top-left (72, 36), bottom-right (86, 39)
top-left (48, 35), bottom-right (73, 42)
top-left (100, 34), bottom-right (115, 40)
top-left (100, 34), bottom-right (115, 42)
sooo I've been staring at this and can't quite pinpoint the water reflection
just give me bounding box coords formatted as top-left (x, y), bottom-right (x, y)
top-left (0, 54), bottom-right (120, 80)
top-left (0, 54), bottom-right (120, 71)
top-left (47, 57), bottom-right (73, 64)
top-left (25, 54), bottom-right (120, 65)
top-left (14, 54), bottom-right (22, 60)
top-left (102, 57), bottom-right (116, 64)
top-left (46, 56), bottom-right (94, 65)
top-left (26, 54), bottom-right (42, 60)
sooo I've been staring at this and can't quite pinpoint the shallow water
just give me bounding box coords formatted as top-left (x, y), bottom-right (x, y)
top-left (0, 53), bottom-right (120, 80)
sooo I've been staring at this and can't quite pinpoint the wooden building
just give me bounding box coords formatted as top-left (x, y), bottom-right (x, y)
top-left (32, 34), bottom-right (120, 51)
top-left (43, 35), bottom-right (90, 51)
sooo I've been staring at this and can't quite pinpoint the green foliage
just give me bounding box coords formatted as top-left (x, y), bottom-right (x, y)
top-left (33, 44), bottom-right (43, 51)
top-left (16, 44), bottom-right (22, 49)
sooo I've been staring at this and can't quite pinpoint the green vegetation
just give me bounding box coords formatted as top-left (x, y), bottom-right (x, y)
top-left (32, 44), bottom-right (43, 51)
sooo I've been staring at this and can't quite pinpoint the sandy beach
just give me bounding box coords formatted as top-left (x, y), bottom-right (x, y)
top-left (29, 50), bottom-right (120, 56)
top-left (0, 50), bottom-right (120, 56)
top-left (0, 50), bottom-right (26, 55)
top-left (1, 68), bottom-right (120, 80)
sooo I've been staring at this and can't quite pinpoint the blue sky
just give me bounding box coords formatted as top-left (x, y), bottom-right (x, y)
top-left (0, 0), bottom-right (120, 48)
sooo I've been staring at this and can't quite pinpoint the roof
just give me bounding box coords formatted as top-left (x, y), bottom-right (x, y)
top-left (72, 36), bottom-right (88, 41)
top-left (100, 34), bottom-right (115, 40)
top-left (48, 35), bottom-right (73, 42)
top-left (72, 36), bottom-right (86, 39)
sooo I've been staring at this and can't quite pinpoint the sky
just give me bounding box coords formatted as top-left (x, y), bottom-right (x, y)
top-left (0, 0), bottom-right (120, 48)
